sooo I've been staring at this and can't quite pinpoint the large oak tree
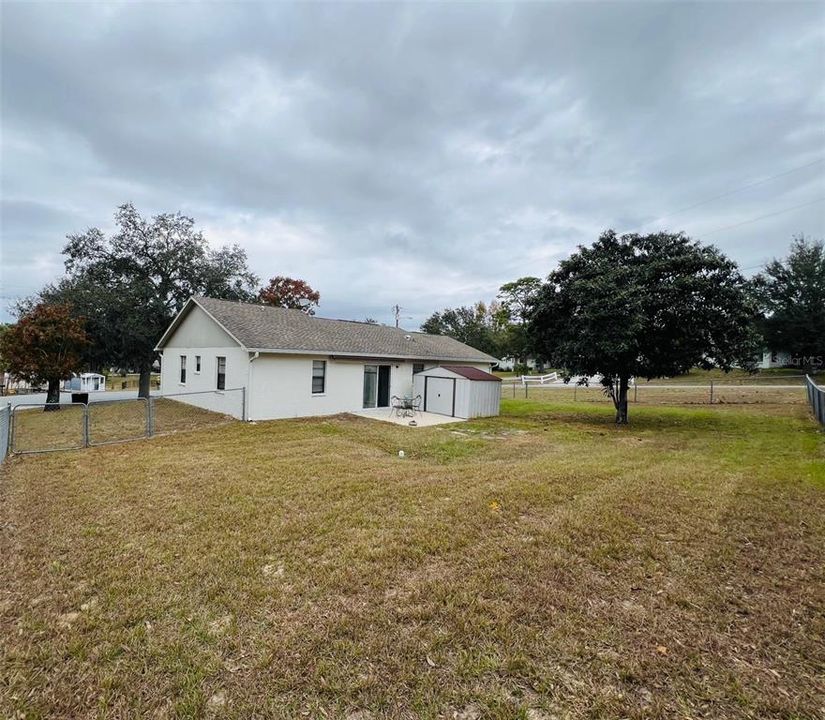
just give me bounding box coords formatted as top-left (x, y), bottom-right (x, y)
top-left (529, 230), bottom-right (760, 423)
top-left (60, 204), bottom-right (258, 397)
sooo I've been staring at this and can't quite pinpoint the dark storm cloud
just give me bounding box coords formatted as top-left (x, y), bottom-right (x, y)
top-left (2, 1), bottom-right (823, 325)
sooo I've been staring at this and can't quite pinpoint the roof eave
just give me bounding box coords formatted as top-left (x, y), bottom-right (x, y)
top-left (245, 347), bottom-right (496, 363)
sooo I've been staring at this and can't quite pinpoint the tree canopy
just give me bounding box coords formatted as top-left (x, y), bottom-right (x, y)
top-left (58, 204), bottom-right (258, 396)
top-left (258, 276), bottom-right (320, 314)
top-left (421, 302), bottom-right (504, 358)
top-left (529, 230), bottom-right (760, 423)
top-left (496, 277), bottom-right (542, 365)
top-left (752, 235), bottom-right (825, 368)
top-left (0, 303), bottom-right (88, 407)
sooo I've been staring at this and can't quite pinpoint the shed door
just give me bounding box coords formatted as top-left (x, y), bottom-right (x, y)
top-left (425, 377), bottom-right (455, 416)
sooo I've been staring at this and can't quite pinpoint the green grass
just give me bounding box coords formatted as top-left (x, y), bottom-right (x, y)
top-left (1, 399), bottom-right (823, 719)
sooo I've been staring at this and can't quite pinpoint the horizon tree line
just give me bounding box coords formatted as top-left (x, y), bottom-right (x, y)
top-left (0, 203), bottom-right (822, 423)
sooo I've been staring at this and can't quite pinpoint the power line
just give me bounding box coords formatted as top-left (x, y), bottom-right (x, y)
top-left (695, 196), bottom-right (825, 238)
top-left (624, 156), bottom-right (825, 233)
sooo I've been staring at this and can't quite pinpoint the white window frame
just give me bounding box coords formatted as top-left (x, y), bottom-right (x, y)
top-left (195, 355), bottom-right (201, 374)
top-left (179, 355), bottom-right (187, 385)
top-left (312, 360), bottom-right (326, 395)
top-left (216, 356), bottom-right (226, 391)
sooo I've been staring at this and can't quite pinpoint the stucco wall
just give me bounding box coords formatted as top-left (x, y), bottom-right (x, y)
top-left (159, 304), bottom-right (250, 418)
top-left (248, 355), bottom-right (430, 420)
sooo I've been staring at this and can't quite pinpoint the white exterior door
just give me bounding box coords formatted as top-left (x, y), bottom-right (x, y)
top-left (425, 377), bottom-right (455, 416)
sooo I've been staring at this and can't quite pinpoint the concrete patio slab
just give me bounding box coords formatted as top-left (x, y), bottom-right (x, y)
top-left (352, 408), bottom-right (465, 427)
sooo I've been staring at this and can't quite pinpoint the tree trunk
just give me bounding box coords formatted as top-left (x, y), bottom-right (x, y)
top-left (45, 378), bottom-right (61, 411)
top-left (615, 375), bottom-right (629, 424)
top-left (138, 365), bottom-right (152, 399)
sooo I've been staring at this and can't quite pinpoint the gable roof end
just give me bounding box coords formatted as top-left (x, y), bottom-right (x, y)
top-left (154, 297), bottom-right (246, 351)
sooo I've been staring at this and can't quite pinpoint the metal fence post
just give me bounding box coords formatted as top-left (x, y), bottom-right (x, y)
top-left (709, 380), bottom-right (714, 405)
top-left (634, 382), bottom-right (638, 403)
top-left (242, 387), bottom-right (247, 422)
top-left (83, 404), bottom-right (90, 448)
top-left (146, 397), bottom-right (154, 438)
top-left (1, 404), bottom-right (10, 461)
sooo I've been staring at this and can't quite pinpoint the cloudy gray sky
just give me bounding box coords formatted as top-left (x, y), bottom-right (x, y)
top-left (2, 1), bottom-right (824, 327)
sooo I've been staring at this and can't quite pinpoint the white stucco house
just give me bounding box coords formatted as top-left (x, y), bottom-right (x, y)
top-left (155, 296), bottom-right (501, 421)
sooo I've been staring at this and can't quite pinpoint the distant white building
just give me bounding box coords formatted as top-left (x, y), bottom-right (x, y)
top-left (757, 351), bottom-right (793, 369)
top-left (63, 373), bottom-right (107, 392)
top-left (155, 296), bottom-right (501, 421)
top-left (496, 356), bottom-right (543, 372)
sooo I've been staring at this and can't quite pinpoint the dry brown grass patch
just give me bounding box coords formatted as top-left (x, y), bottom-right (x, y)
top-left (1, 399), bottom-right (823, 718)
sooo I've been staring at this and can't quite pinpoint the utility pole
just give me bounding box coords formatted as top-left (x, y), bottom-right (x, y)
top-left (392, 304), bottom-right (401, 328)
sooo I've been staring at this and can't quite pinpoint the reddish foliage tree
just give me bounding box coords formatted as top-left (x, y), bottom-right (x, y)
top-left (0, 303), bottom-right (88, 409)
top-left (258, 276), bottom-right (320, 315)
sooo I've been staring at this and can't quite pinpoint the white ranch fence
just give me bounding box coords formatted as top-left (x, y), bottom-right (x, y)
top-left (520, 372), bottom-right (559, 386)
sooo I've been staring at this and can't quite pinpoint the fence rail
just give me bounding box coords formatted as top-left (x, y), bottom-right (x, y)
top-left (520, 372), bottom-right (559, 386)
top-left (805, 375), bottom-right (825, 426)
top-left (5, 388), bottom-right (245, 457)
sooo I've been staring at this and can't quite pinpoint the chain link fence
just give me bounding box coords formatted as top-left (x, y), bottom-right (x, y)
top-left (501, 380), bottom-right (808, 405)
top-left (805, 375), bottom-right (825, 426)
top-left (7, 388), bottom-right (245, 456)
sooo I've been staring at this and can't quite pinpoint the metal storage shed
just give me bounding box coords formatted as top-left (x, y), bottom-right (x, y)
top-left (413, 365), bottom-right (501, 419)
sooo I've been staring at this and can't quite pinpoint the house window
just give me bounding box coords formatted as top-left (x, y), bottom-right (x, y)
top-left (195, 355), bottom-right (201, 373)
top-left (179, 356), bottom-right (187, 384)
top-left (312, 360), bottom-right (326, 394)
top-left (413, 363), bottom-right (425, 374)
top-left (216, 356), bottom-right (226, 390)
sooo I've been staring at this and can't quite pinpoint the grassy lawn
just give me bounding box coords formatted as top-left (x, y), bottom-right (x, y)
top-left (1, 399), bottom-right (823, 719)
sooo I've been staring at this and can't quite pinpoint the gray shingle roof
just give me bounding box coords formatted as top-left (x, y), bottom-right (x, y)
top-left (160, 296), bottom-right (497, 363)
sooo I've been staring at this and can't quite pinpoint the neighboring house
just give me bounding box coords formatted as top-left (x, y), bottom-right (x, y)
top-left (155, 296), bottom-right (500, 421)
top-left (495, 356), bottom-right (543, 372)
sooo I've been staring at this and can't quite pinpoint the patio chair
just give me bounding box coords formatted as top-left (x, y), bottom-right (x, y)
top-left (390, 395), bottom-right (404, 417)
top-left (411, 394), bottom-right (422, 415)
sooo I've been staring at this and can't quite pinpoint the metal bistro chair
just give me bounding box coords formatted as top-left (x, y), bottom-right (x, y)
top-left (390, 395), bottom-right (405, 418)
top-left (411, 394), bottom-right (422, 416)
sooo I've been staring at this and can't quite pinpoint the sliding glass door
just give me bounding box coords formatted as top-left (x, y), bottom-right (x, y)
top-left (363, 365), bottom-right (391, 408)
top-left (363, 365), bottom-right (378, 408)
